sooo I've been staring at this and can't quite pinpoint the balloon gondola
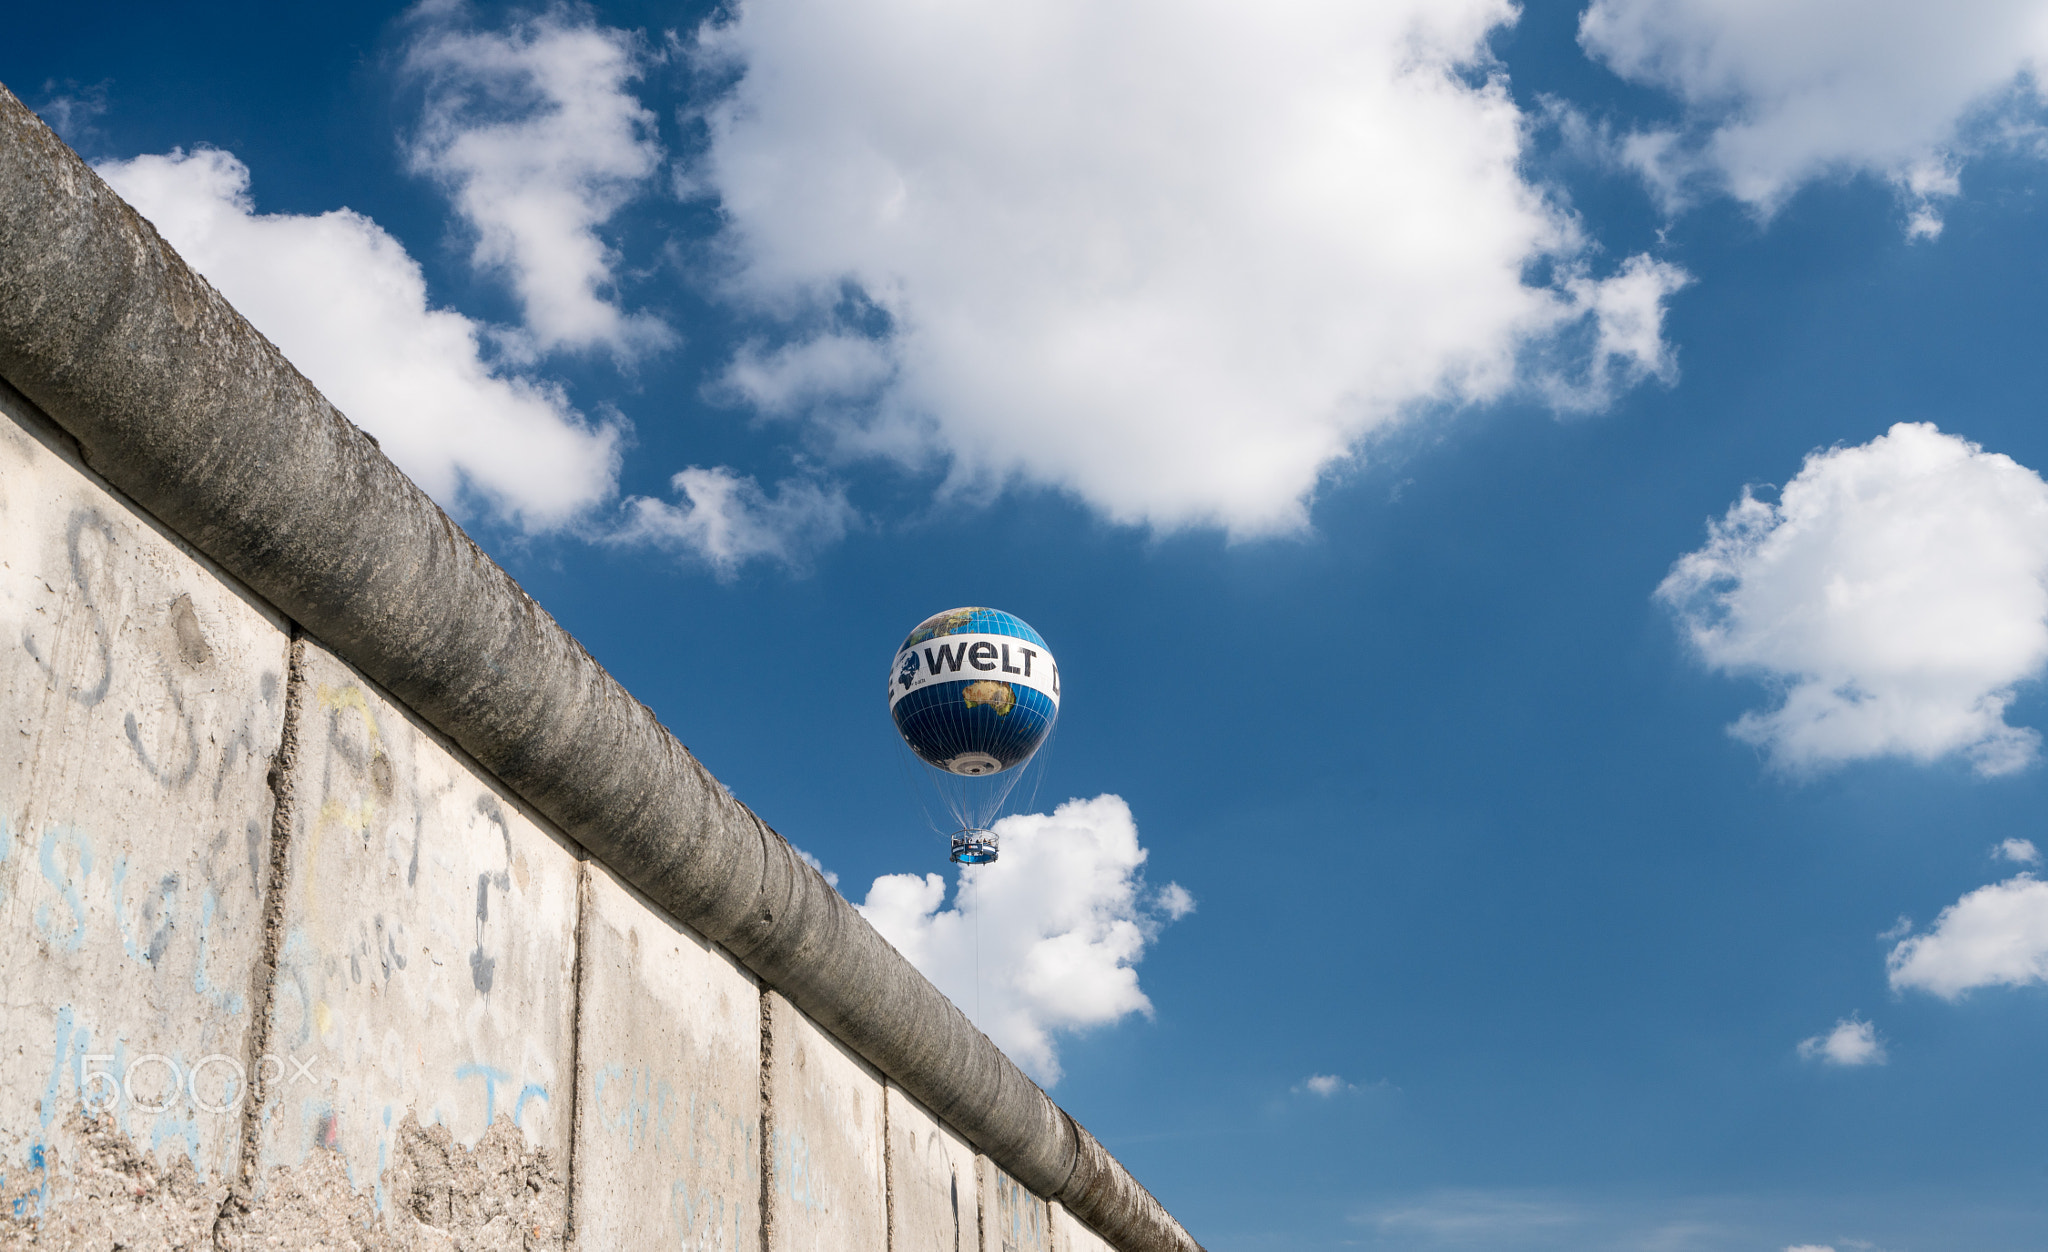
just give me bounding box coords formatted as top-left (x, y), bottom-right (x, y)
top-left (887, 607), bottom-right (1060, 864)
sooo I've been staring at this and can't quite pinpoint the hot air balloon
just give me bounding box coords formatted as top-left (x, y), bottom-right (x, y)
top-left (888, 607), bottom-right (1060, 864)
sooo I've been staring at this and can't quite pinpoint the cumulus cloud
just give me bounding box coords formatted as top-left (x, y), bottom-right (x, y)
top-left (854, 794), bottom-right (1189, 1084)
top-left (1296, 1074), bottom-right (1357, 1097)
top-left (693, 0), bottom-right (1686, 537)
top-left (614, 466), bottom-right (855, 576)
top-left (1997, 838), bottom-right (2042, 865)
top-left (1543, 255), bottom-right (1693, 411)
top-left (1796, 1017), bottom-right (1887, 1066)
top-left (1658, 423), bottom-right (2048, 776)
top-left (1154, 881), bottom-right (1197, 921)
top-left (1580, 0), bottom-right (2048, 233)
top-left (1888, 873), bottom-right (2048, 997)
top-left (405, 4), bottom-right (672, 358)
top-left (97, 147), bottom-right (622, 531)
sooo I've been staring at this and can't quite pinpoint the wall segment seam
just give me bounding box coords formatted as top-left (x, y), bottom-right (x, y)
top-left (216, 627), bottom-right (304, 1240)
top-left (564, 858), bottom-right (591, 1245)
top-left (758, 985), bottom-right (775, 1252)
top-left (884, 1055), bottom-right (896, 1251)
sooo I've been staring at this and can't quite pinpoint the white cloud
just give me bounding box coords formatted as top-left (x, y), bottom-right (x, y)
top-left (1889, 873), bottom-right (2048, 997)
top-left (33, 80), bottom-right (109, 146)
top-left (1350, 1190), bottom-right (1891, 1250)
top-left (1292, 1072), bottom-right (1393, 1100)
top-left (405, 5), bottom-right (672, 358)
top-left (614, 466), bottom-right (854, 576)
top-left (1544, 255), bottom-right (1692, 411)
top-left (1997, 837), bottom-right (2042, 864)
top-left (1154, 881), bottom-right (1197, 921)
top-left (853, 794), bottom-right (1188, 1084)
top-left (1580, 0), bottom-right (2048, 232)
top-left (1796, 1017), bottom-right (1887, 1066)
top-left (1658, 423), bottom-right (2048, 776)
top-left (693, 0), bottom-right (1686, 537)
top-left (97, 147), bottom-right (622, 531)
top-left (1361, 1191), bottom-right (1585, 1241)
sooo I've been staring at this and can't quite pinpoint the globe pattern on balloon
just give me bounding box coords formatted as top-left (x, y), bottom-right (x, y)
top-left (889, 607), bottom-right (1058, 775)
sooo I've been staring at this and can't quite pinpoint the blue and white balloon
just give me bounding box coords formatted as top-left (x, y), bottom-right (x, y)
top-left (887, 607), bottom-right (1059, 862)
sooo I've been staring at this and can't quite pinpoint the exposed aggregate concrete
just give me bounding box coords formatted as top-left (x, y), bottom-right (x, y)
top-left (0, 1110), bottom-right (564, 1251)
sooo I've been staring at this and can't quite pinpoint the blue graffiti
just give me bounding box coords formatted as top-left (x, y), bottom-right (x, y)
top-left (1, 812), bottom-right (14, 910)
top-left (10, 1144), bottom-right (49, 1221)
top-left (111, 857), bottom-right (133, 958)
top-left (148, 1088), bottom-right (203, 1172)
top-left (454, 1063), bottom-right (512, 1127)
top-left (594, 1062), bottom-right (683, 1156)
top-left (35, 828), bottom-right (92, 951)
top-left (774, 1127), bottom-right (824, 1213)
top-left (669, 1179), bottom-right (739, 1247)
top-left (39, 1007), bottom-right (79, 1136)
top-left (511, 1082), bottom-right (549, 1133)
top-left (23, 1011), bottom-right (84, 1226)
top-left (374, 1105), bottom-right (393, 1216)
top-left (191, 887), bottom-right (246, 1014)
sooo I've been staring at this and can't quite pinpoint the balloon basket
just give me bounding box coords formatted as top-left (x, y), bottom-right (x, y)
top-left (950, 830), bottom-right (999, 865)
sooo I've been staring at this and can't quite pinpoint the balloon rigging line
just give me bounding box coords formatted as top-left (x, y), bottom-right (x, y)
top-left (973, 868), bottom-right (982, 1027)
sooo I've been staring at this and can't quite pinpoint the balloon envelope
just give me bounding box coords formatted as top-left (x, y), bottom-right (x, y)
top-left (888, 606), bottom-right (1059, 777)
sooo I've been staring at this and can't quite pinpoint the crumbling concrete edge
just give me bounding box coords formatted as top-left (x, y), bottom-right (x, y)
top-left (0, 82), bottom-right (1199, 1252)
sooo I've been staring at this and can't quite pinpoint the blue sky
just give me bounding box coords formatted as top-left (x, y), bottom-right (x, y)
top-left (15, 2), bottom-right (2048, 1248)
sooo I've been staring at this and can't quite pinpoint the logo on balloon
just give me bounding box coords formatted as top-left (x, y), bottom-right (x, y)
top-left (888, 634), bottom-right (1057, 708)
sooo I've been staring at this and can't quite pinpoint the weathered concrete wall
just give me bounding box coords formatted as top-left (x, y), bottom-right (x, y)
top-left (0, 79), bottom-right (1192, 1252)
top-left (250, 639), bottom-right (581, 1222)
top-left (573, 860), bottom-right (759, 1251)
top-left (0, 380), bottom-right (1139, 1252)
top-left (766, 990), bottom-right (888, 1250)
top-left (980, 1157), bottom-right (1051, 1252)
top-left (0, 381), bottom-right (285, 1242)
top-left (888, 1083), bottom-right (978, 1252)
top-left (1055, 1202), bottom-right (1117, 1252)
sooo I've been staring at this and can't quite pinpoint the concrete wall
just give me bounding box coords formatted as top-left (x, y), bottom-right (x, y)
top-left (1056, 1203), bottom-right (1118, 1252)
top-left (0, 382), bottom-right (1141, 1249)
top-left (574, 859), bottom-right (760, 1251)
top-left (887, 1083), bottom-right (978, 1252)
top-left (0, 370), bottom-right (286, 1247)
top-left (1, 80), bottom-right (1200, 1251)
